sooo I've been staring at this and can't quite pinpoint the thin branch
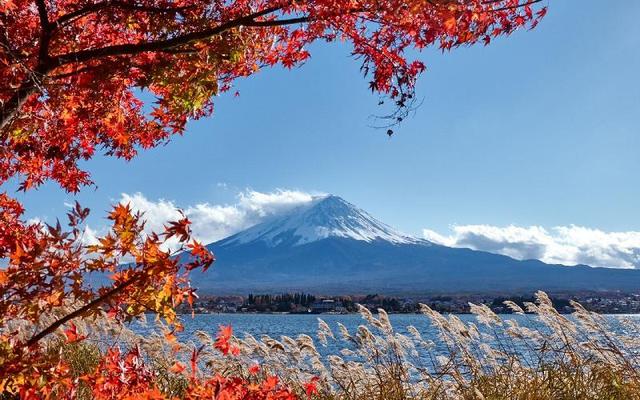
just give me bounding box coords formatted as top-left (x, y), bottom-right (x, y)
top-left (244, 16), bottom-right (311, 27)
top-left (0, 30), bottom-right (24, 64)
top-left (0, 63), bottom-right (48, 132)
top-left (50, 5), bottom-right (377, 67)
top-left (25, 272), bottom-right (141, 347)
top-left (0, 5), bottom-right (286, 130)
top-left (490, 0), bottom-right (543, 12)
top-left (50, 5), bottom-right (287, 67)
top-left (53, 2), bottom-right (110, 27)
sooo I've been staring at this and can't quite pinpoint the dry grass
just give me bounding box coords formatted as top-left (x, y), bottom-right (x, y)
top-left (213, 291), bottom-right (640, 400)
top-left (14, 291), bottom-right (640, 399)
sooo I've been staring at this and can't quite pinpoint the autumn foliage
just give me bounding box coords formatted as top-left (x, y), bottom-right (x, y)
top-left (1, 0), bottom-right (545, 192)
top-left (0, 199), bottom-right (212, 395)
top-left (83, 331), bottom-right (300, 400)
top-left (0, 0), bottom-right (546, 397)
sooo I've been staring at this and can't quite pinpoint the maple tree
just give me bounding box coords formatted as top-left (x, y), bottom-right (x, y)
top-left (0, 199), bottom-right (215, 395)
top-left (0, 0), bottom-right (547, 397)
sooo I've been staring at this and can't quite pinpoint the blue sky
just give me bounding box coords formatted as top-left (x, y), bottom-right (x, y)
top-left (11, 0), bottom-right (640, 267)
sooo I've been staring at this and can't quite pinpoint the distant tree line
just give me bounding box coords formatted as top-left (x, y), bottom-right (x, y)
top-left (182, 292), bottom-right (640, 315)
top-left (490, 295), bottom-right (573, 312)
top-left (241, 293), bottom-right (418, 313)
top-left (244, 293), bottom-right (317, 312)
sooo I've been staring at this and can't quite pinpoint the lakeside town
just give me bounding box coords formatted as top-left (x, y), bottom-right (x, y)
top-left (178, 291), bottom-right (640, 315)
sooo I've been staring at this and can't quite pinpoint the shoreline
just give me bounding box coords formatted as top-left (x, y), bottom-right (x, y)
top-left (175, 311), bottom-right (640, 316)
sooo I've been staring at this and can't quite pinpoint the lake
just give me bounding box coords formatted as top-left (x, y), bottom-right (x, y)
top-left (132, 313), bottom-right (640, 357)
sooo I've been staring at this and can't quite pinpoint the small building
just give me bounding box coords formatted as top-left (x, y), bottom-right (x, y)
top-left (311, 299), bottom-right (344, 313)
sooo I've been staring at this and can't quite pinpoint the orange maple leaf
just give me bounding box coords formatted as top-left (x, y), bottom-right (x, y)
top-left (63, 322), bottom-right (86, 343)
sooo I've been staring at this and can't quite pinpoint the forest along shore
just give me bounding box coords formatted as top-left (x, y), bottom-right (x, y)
top-left (176, 291), bottom-right (640, 315)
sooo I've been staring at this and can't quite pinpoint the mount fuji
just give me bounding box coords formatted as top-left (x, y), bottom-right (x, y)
top-left (220, 195), bottom-right (422, 248)
top-left (189, 195), bottom-right (640, 295)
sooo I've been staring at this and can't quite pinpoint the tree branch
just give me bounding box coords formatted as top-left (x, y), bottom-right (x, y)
top-left (244, 16), bottom-right (311, 27)
top-left (490, 0), bottom-right (543, 12)
top-left (0, 63), bottom-right (49, 132)
top-left (53, 2), bottom-right (110, 27)
top-left (0, 0), bottom-right (52, 133)
top-left (35, 0), bottom-right (50, 29)
top-left (0, 4), bottom-right (313, 132)
top-left (36, 0), bottom-right (52, 63)
top-left (25, 273), bottom-right (141, 347)
top-left (0, 5), bottom-right (285, 131)
top-left (51, 6), bottom-right (287, 67)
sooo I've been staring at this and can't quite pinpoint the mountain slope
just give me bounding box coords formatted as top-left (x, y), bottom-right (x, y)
top-left (189, 196), bottom-right (640, 295)
top-left (219, 195), bottom-right (421, 247)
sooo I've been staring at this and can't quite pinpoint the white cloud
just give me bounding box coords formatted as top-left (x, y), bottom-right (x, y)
top-left (423, 225), bottom-right (640, 269)
top-left (235, 190), bottom-right (316, 218)
top-left (116, 189), bottom-right (319, 246)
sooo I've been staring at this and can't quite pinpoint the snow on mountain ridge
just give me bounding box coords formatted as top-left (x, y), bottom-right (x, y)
top-left (220, 195), bottom-right (423, 247)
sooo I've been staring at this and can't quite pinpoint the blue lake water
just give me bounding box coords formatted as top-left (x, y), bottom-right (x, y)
top-left (133, 313), bottom-right (640, 355)
top-left (126, 313), bottom-right (640, 370)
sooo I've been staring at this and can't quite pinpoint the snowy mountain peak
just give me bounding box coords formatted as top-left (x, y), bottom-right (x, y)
top-left (219, 195), bottom-right (423, 247)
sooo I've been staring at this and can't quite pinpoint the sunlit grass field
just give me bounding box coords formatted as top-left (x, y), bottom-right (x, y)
top-left (33, 291), bottom-right (640, 399)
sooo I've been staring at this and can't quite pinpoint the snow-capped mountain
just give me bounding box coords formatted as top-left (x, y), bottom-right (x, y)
top-left (189, 195), bottom-right (640, 295)
top-left (219, 195), bottom-right (422, 247)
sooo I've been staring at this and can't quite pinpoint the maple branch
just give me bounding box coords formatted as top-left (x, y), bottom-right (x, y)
top-left (0, 5), bottom-right (286, 132)
top-left (35, 0), bottom-right (50, 29)
top-left (0, 0), bottom-right (52, 133)
top-left (51, 6), bottom-right (289, 67)
top-left (245, 7), bottom-right (368, 29)
top-left (0, 64), bottom-right (48, 132)
top-left (244, 16), bottom-right (311, 27)
top-left (1, 5), bottom-right (362, 134)
top-left (25, 272), bottom-right (141, 347)
top-left (490, 0), bottom-right (543, 12)
top-left (0, 1), bottom-right (53, 131)
top-left (0, 30), bottom-right (23, 64)
top-left (53, 2), bottom-right (110, 27)
top-left (36, 0), bottom-right (52, 65)
top-left (50, 5), bottom-right (370, 66)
